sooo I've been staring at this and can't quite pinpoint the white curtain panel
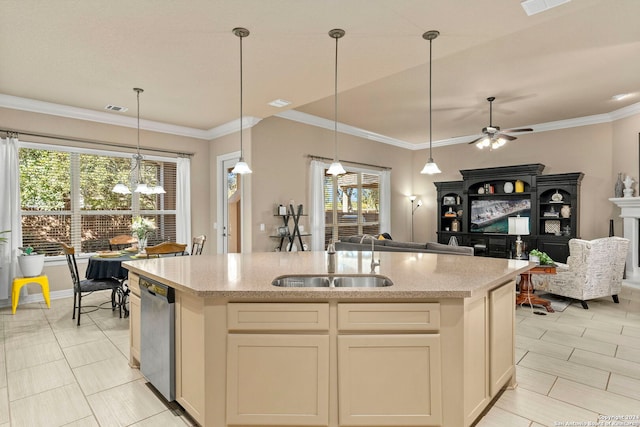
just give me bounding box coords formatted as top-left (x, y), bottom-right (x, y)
top-left (176, 156), bottom-right (192, 250)
top-left (309, 160), bottom-right (326, 251)
top-left (379, 170), bottom-right (391, 235)
top-left (0, 136), bottom-right (22, 300)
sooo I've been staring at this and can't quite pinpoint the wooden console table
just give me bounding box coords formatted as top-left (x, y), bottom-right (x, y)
top-left (516, 265), bottom-right (556, 312)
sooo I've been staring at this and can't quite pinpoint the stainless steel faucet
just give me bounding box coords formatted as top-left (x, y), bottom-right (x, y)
top-left (327, 239), bottom-right (336, 274)
top-left (359, 234), bottom-right (380, 273)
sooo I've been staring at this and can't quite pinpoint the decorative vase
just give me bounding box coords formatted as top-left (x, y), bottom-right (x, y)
top-left (137, 236), bottom-right (148, 253)
top-left (515, 180), bottom-right (524, 193)
top-left (614, 173), bottom-right (624, 198)
top-left (560, 205), bottom-right (571, 218)
top-left (17, 254), bottom-right (45, 277)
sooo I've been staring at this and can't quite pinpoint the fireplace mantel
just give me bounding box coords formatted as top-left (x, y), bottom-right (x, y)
top-left (610, 197), bottom-right (640, 283)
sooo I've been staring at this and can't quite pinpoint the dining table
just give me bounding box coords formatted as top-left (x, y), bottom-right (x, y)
top-left (86, 251), bottom-right (143, 317)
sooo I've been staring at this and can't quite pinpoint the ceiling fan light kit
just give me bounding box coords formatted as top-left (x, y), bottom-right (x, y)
top-left (470, 96), bottom-right (532, 150)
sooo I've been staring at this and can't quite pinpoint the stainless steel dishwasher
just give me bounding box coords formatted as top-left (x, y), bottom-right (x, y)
top-left (140, 276), bottom-right (175, 401)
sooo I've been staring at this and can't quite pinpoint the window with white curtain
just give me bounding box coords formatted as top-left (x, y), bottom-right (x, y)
top-left (324, 168), bottom-right (380, 245)
top-left (19, 142), bottom-right (177, 255)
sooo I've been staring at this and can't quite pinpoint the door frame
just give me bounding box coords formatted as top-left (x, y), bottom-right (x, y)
top-left (216, 151), bottom-right (241, 254)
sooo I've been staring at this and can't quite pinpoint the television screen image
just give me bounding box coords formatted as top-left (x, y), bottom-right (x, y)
top-left (470, 199), bottom-right (531, 233)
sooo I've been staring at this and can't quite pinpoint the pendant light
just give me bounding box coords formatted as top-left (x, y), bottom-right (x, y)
top-left (231, 27), bottom-right (252, 175)
top-left (420, 30), bottom-right (442, 175)
top-left (112, 88), bottom-right (165, 194)
top-left (327, 28), bottom-right (346, 176)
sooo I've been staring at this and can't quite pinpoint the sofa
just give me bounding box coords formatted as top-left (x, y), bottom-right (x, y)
top-left (334, 235), bottom-right (474, 256)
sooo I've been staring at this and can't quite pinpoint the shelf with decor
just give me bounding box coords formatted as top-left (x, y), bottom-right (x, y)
top-left (435, 181), bottom-right (464, 236)
top-left (271, 204), bottom-right (309, 251)
top-left (435, 164), bottom-right (583, 263)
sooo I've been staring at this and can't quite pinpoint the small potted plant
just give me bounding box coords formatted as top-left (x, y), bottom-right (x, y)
top-left (17, 245), bottom-right (46, 277)
top-left (131, 216), bottom-right (156, 253)
top-left (528, 249), bottom-right (554, 265)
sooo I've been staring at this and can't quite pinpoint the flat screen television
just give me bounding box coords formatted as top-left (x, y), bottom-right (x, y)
top-left (470, 198), bottom-right (531, 233)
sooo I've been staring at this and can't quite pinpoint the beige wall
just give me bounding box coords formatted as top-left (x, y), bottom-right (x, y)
top-left (611, 113), bottom-right (640, 235)
top-left (1, 107), bottom-right (211, 293)
top-left (3, 105), bottom-right (639, 296)
top-left (412, 122), bottom-right (619, 243)
top-left (249, 117), bottom-right (414, 252)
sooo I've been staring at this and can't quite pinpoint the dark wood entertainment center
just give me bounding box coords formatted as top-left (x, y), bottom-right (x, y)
top-left (435, 164), bottom-right (583, 263)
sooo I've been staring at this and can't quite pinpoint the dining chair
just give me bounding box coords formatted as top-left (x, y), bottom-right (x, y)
top-left (60, 242), bottom-right (123, 325)
top-left (191, 235), bottom-right (207, 255)
top-left (109, 234), bottom-right (137, 250)
top-left (145, 242), bottom-right (188, 257)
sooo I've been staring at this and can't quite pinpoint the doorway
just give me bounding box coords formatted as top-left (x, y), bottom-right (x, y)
top-left (218, 153), bottom-right (242, 253)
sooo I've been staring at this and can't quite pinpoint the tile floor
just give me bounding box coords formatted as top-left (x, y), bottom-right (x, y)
top-left (478, 282), bottom-right (640, 427)
top-left (1, 284), bottom-right (639, 427)
top-left (0, 291), bottom-right (195, 427)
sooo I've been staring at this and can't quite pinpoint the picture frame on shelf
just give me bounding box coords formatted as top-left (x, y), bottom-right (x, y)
top-left (443, 196), bottom-right (456, 205)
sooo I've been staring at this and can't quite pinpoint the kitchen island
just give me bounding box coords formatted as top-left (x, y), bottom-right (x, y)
top-left (124, 250), bottom-right (531, 427)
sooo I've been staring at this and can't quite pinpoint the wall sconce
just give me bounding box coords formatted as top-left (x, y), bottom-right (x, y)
top-left (410, 196), bottom-right (423, 242)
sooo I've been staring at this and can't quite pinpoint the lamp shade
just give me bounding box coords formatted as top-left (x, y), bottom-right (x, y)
top-left (508, 216), bottom-right (530, 236)
top-left (327, 161), bottom-right (346, 176)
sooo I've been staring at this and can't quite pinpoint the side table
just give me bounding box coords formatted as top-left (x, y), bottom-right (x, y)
top-left (516, 265), bottom-right (556, 312)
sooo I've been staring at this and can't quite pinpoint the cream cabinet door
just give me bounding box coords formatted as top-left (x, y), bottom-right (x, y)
top-left (489, 282), bottom-right (516, 396)
top-left (128, 293), bottom-right (140, 367)
top-left (338, 334), bottom-right (442, 426)
top-left (128, 271), bottom-right (141, 368)
top-left (227, 334), bottom-right (329, 426)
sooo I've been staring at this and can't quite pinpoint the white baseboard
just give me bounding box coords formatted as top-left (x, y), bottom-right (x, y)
top-left (0, 288), bottom-right (74, 308)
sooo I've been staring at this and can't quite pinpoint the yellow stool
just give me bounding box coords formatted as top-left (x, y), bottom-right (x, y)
top-left (12, 275), bottom-right (51, 314)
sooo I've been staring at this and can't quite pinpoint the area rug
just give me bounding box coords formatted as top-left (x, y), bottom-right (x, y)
top-left (533, 293), bottom-right (573, 312)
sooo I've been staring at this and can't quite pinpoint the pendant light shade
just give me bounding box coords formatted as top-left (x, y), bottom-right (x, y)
top-left (231, 27), bottom-right (252, 175)
top-left (111, 87), bottom-right (165, 194)
top-left (420, 30), bottom-right (441, 175)
top-left (327, 28), bottom-right (346, 176)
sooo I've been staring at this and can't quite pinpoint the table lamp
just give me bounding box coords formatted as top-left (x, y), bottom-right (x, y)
top-left (508, 215), bottom-right (529, 259)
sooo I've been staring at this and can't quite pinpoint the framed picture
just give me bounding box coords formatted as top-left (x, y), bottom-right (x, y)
top-left (443, 196), bottom-right (456, 206)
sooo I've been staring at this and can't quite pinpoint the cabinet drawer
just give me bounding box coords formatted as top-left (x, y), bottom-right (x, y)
top-left (228, 303), bottom-right (329, 331)
top-left (338, 303), bottom-right (440, 331)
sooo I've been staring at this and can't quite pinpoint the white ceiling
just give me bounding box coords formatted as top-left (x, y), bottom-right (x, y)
top-left (1, 0), bottom-right (639, 147)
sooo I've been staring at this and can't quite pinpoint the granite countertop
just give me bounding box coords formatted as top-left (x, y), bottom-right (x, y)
top-left (123, 251), bottom-right (532, 299)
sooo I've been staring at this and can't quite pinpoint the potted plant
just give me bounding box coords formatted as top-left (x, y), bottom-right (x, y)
top-left (0, 230), bottom-right (9, 245)
top-left (131, 216), bottom-right (156, 253)
top-left (17, 245), bottom-right (46, 277)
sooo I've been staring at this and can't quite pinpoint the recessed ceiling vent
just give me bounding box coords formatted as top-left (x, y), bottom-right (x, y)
top-left (105, 104), bottom-right (128, 112)
top-left (521, 0), bottom-right (570, 16)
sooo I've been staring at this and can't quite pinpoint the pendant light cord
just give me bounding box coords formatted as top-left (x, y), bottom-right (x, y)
top-left (133, 87), bottom-right (144, 183)
top-left (334, 33), bottom-right (338, 162)
top-left (428, 36), bottom-right (433, 160)
top-left (237, 32), bottom-right (244, 160)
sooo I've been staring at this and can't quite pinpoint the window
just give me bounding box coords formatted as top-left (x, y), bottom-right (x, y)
top-left (19, 143), bottom-right (177, 255)
top-left (324, 169), bottom-right (380, 245)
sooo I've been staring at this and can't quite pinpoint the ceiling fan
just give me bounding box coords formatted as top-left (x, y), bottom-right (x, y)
top-left (469, 97), bottom-right (533, 150)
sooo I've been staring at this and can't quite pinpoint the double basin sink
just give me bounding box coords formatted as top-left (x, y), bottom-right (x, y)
top-left (272, 274), bottom-right (393, 288)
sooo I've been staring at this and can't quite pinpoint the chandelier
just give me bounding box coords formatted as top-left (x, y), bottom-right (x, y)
top-left (112, 88), bottom-right (165, 194)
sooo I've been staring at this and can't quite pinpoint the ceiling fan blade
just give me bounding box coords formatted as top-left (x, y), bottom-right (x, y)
top-left (468, 135), bottom-right (486, 145)
top-left (497, 133), bottom-right (517, 141)
top-left (502, 128), bottom-right (533, 133)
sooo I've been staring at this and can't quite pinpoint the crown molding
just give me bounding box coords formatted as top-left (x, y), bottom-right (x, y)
top-left (0, 94), bottom-right (215, 140)
top-left (207, 117), bottom-right (263, 140)
top-left (275, 110), bottom-right (415, 150)
top-left (3, 93), bottom-right (639, 149)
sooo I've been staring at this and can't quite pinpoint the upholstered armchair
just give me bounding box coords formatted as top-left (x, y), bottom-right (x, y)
top-left (532, 237), bottom-right (629, 309)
